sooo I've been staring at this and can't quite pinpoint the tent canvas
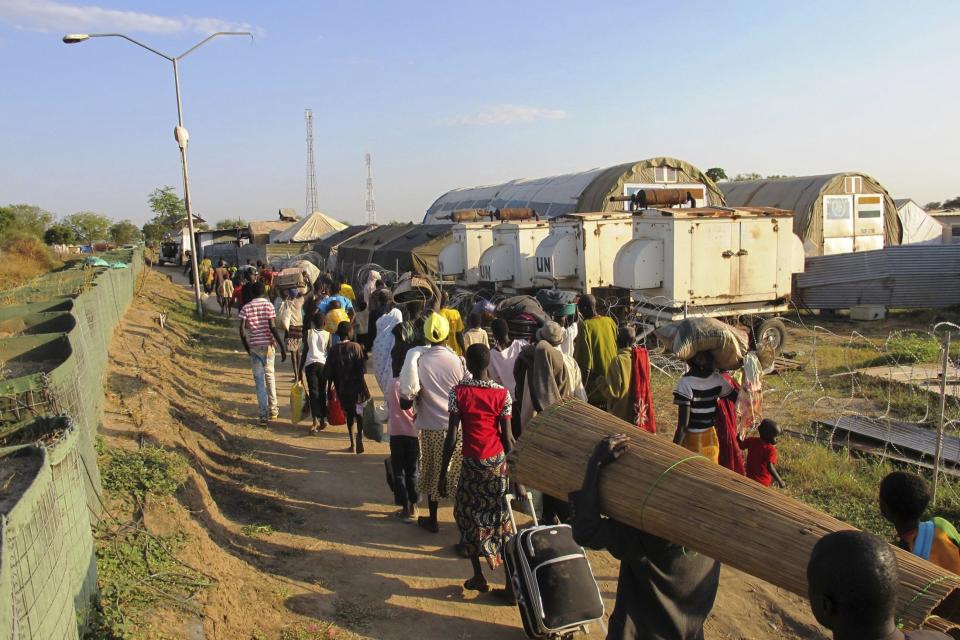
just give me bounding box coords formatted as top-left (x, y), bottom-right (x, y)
top-left (720, 173), bottom-right (902, 254)
top-left (423, 157), bottom-right (724, 223)
top-left (314, 225), bottom-right (375, 262)
top-left (272, 211), bottom-right (346, 243)
top-left (334, 224), bottom-right (418, 275)
top-left (372, 225), bottom-right (454, 276)
top-left (896, 199), bottom-right (944, 245)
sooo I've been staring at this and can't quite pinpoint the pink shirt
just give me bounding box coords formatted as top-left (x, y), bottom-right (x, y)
top-left (387, 378), bottom-right (417, 437)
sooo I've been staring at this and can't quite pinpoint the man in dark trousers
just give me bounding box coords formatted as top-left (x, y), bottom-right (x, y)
top-left (570, 434), bottom-right (720, 639)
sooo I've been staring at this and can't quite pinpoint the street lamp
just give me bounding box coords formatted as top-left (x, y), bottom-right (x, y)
top-left (63, 31), bottom-right (252, 317)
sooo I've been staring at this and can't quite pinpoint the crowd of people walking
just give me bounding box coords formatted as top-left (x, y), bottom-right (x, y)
top-left (224, 262), bottom-right (960, 640)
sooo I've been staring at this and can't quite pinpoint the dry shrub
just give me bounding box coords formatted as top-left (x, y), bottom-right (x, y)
top-left (0, 233), bottom-right (61, 291)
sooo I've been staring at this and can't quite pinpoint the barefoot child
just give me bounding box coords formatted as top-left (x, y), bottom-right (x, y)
top-left (879, 471), bottom-right (960, 573)
top-left (439, 344), bottom-right (512, 593)
top-left (741, 419), bottom-right (786, 488)
top-left (300, 310), bottom-right (330, 434)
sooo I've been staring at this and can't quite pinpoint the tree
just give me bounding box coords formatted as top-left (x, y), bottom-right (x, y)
top-left (943, 196), bottom-right (960, 209)
top-left (925, 202), bottom-right (942, 211)
top-left (732, 173), bottom-right (763, 181)
top-left (0, 203), bottom-right (54, 238)
top-left (109, 220), bottom-right (142, 245)
top-left (215, 218), bottom-right (248, 230)
top-left (142, 186), bottom-right (188, 246)
top-left (148, 186), bottom-right (186, 227)
top-left (63, 211), bottom-right (113, 244)
top-left (44, 224), bottom-right (76, 245)
top-left (765, 174), bottom-right (793, 179)
top-left (705, 167), bottom-right (727, 182)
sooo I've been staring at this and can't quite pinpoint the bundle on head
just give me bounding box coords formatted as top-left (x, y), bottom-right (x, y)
top-left (654, 317), bottom-right (748, 370)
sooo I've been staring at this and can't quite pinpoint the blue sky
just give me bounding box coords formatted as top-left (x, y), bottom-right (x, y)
top-left (0, 0), bottom-right (957, 226)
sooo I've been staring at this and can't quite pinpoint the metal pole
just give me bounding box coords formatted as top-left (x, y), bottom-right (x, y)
top-left (173, 58), bottom-right (204, 317)
top-left (933, 328), bottom-right (953, 505)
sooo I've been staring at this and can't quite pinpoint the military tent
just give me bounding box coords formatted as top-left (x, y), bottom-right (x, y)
top-left (314, 225), bottom-right (376, 270)
top-left (334, 224), bottom-right (418, 276)
top-left (371, 225), bottom-right (453, 276)
top-left (272, 211), bottom-right (346, 243)
top-left (720, 173), bottom-right (901, 256)
top-left (423, 157), bottom-right (723, 223)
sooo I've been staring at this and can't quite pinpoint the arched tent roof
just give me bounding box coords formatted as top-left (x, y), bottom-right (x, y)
top-left (719, 173), bottom-right (902, 250)
top-left (272, 211), bottom-right (346, 243)
top-left (423, 157), bottom-right (724, 223)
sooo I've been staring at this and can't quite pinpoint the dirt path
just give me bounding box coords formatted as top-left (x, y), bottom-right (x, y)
top-left (102, 267), bottom-right (826, 639)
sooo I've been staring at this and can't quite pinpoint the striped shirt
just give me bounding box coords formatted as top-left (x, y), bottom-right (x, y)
top-left (673, 372), bottom-right (734, 431)
top-left (239, 298), bottom-right (276, 348)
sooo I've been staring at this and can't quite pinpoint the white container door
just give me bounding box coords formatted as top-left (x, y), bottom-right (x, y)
top-left (738, 219), bottom-right (779, 299)
top-left (822, 195), bottom-right (855, 255)
top-left (689, 222), bottom-right (735, 300)
top-left (854, 195), bottom-right (885, 251)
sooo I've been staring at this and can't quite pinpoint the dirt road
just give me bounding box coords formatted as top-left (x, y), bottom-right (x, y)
top-left (101, 267), bottom-right (825, 639)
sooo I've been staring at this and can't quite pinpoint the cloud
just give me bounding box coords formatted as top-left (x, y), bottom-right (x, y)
top-left (0, 0), bottom-right (253, 35)
top-left (446, 104), bottom-right (568, 126)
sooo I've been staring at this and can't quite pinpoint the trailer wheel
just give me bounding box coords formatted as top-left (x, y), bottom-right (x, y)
top-left (754, 317), bottom-right (787, 354)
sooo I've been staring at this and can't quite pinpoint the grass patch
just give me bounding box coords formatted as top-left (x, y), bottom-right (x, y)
top-left (242, 523), bottom-right (276, 537)
top-left (0, 233), bottom-right (61, 292)
top-left (85, 526), bottom-right (212, 639)
top-left (100, 444), bottom-right (188, 501)
top-left (778, 435), bottom-right (960, 537)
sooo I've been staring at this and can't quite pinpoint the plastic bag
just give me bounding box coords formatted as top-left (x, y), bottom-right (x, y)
top-left (362, 400), bottom-right (389, 443)
top-left (655, 317), bottom-right (748, 370)
top-left (327, 388), bottom-right (346, 426)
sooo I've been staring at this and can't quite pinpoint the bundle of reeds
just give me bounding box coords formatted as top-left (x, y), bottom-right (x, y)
top-left (508, 399), bottom-right (960, 634)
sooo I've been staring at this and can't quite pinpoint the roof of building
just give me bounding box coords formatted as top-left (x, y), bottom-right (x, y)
top-left (271, 211), bottom-right (347, 243)
top-left (423, 157), bottom-right (724, 223)
top-left (278, 208), bottom-right (300, 221)
top-left (249, 220), bottom-right (296, 238)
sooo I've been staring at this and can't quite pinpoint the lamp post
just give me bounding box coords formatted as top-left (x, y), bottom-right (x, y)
top-left (63, 31), bottom-right (252, 317)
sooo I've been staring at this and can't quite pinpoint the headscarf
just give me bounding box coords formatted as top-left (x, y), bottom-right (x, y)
top-left (423, 311), bottom-right (450, 344)
top-left (363, 270), bottom-right (381, 306)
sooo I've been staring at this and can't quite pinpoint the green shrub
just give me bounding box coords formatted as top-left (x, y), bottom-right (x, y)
top-left (101, 444), bottom-right (188, 500)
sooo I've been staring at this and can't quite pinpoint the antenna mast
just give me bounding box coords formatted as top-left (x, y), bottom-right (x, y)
top-left (365, 152), bottom-right (376, 224)
top-left (305, 109), bottom-right (319, 216)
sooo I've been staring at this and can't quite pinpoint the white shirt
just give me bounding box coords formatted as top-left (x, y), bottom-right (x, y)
top-left (303, 328), bottom-right (331, 367)
top-left (560, 323), bottom-right (578, 358)
top-left (489, 339), bottom-right (527, 400)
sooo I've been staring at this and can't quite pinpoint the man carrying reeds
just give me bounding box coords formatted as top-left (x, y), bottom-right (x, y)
top-left (571, 434), bottom-right (720, 639)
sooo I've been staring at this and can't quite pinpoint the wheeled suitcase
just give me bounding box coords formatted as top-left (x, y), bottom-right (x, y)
top-left (504, 493), bottom-right (605, 639)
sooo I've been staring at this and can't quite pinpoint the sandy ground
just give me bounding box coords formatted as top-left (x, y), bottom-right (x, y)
top-left (99, 266), bottom-right (827, 639)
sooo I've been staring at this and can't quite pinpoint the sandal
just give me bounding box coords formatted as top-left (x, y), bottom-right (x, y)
top-left (417, 517), bottom-right (439, 533)
top-left (463, 576), bottom-right (490, 592)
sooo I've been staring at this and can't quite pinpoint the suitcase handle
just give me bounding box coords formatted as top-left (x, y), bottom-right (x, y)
top-left (504, 491), bottom-right (538, 534)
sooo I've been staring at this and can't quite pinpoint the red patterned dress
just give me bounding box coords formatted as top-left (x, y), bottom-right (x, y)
top-left (448, 378), bottom-right (513, 569)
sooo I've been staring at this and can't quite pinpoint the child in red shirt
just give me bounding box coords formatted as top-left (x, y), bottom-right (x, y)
top-left (741, 419), bottom-right (785, 488)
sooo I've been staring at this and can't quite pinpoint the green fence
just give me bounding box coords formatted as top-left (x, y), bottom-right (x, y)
top-left (0, 248), bottom-right (143, 638)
